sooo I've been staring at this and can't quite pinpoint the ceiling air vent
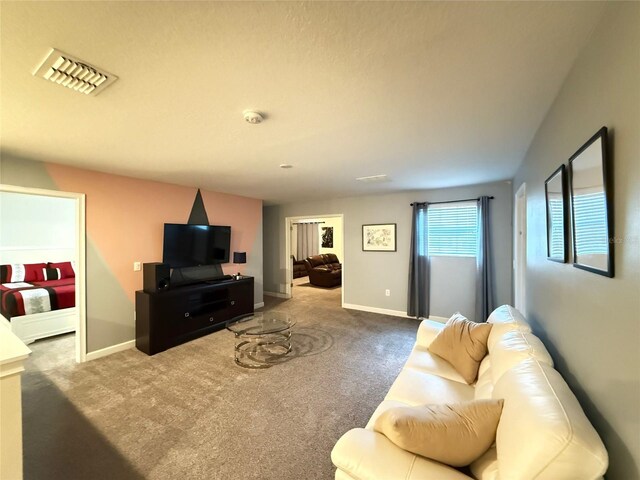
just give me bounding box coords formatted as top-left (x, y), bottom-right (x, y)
top-left (32, 48), bottom-right (118, 96)
top-left (356, 174), bottom-right (390, 183)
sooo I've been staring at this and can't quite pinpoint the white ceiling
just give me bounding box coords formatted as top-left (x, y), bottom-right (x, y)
top-left (1, 1), bottom-right (606, 205)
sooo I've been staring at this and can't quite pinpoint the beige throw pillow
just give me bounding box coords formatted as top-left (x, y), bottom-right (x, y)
top-left (428, 313), bottom-right (492, 384)
top-left (373, 399), bottom-right (504, 467)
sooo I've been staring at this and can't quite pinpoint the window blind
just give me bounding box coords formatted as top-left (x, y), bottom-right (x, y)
top-left (548, 197), bottom-right (565, 258)
top-left (574, 191), bottom-right (608, 255)
top-left (426, 202), bottom-right (478, 257)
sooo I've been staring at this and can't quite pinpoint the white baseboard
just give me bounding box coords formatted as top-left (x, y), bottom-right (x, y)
top-left (86, 340), bottom-right (135, 361)
top-left (254, 302), bottom-right (265, 309)
top-left (426, 315), bottom-right (449, 323)
top-left (343, 303), bottom-right (414, 319)
top-left (263, 291), bottom-right (290, 299)
top-left (342, 303), bottom-right (448, 323)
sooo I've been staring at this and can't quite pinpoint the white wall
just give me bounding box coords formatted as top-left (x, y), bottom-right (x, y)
top-left (513, 4), bottom-right (639, 477)
top-left (264, 180), bottom-right (512, 316)
top-left (0, 192), bottom-right (76, 263)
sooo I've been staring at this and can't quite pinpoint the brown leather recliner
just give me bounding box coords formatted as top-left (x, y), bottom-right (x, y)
top-left (291, 255), bottom-right (308, 278)
top-left (303, 254), bottom-right (342, 287)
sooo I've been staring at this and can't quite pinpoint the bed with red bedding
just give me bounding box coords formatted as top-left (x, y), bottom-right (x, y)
top-left (1, 278), bottom-right (75, 319)
top-left (0, 261), bottom-right (76, 344)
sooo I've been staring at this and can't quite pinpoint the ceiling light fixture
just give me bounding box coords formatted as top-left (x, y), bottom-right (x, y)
top-left (279, 164), bottom-right (293, 169)
top-left (243, 110), bottom-right (264, 124)
top-left (355, 174), bottom-right (390, 183)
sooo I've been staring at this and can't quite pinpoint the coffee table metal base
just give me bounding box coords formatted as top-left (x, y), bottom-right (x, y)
top-left (234, 330), bottom-right (292, 369)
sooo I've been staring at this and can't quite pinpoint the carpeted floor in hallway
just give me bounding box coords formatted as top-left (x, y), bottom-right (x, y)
top-left (22, 283), bottom-right (419, 480)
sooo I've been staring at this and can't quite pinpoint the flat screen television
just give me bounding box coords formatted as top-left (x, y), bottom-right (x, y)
top-left (162, 224), bottom-right (231, 267)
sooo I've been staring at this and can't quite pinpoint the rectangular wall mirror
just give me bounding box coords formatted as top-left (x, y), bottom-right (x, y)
top-left (568, 127), bottom-right (613, 277)
top-left (545, 164), bottom-right (568, 263)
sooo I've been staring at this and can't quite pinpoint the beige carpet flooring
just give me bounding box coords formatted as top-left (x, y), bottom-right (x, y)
top-left (22, 284), bottom-right (419, 479)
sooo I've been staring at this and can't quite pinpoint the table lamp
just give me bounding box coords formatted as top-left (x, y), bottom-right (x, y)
top-left (233, 252), bottom-right (246, 279)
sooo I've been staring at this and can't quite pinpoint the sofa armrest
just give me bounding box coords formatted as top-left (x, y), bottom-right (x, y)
top-left (415, 319), bottom-right (445, 349)
top-left (331, 428), bottom-right (472, 480)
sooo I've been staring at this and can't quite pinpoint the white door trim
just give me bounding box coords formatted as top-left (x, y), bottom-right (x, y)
top-left (285, 213), bottom-right (345, 307)
top-left (514, 183), bottom-right (527, 314)
top-left (0, 184), bottom-right (87, 363)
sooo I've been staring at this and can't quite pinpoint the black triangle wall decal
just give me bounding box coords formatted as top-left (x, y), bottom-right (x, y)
top-left (188, 189), bottom-right (210, 225)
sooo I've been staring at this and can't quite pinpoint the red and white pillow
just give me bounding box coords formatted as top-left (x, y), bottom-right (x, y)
top-left (0, 261), bottom-right (76, 283)
top-left (0, 263), bottom-right (47, 283)
top-left (42, 267), bottom-right (62, 281)
top-left (47, 261), bottom-right (75, 279)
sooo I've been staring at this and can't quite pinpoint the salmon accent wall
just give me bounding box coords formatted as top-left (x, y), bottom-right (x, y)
top-left (45, 163), bottom-right (262, 303)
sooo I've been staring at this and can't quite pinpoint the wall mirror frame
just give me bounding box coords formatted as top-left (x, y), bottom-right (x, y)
top-left (544, 164), bottom-right (568, 263)
top-left (568, 126), bottom-right (613, 277)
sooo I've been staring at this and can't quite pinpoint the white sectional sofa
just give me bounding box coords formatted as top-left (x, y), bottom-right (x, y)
top-left (331, 305), bottom-right (608, 480)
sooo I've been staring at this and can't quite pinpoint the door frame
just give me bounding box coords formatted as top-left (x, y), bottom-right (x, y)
top-left (285, 213), bottom-right (344, 307)
top-left (514, 183), bottom-right (527, 314)
top-left (0, 184), bottom-right (87, 363)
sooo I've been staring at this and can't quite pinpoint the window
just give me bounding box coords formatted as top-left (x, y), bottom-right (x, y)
top-left (547, 195), bottom-right (565, 258)
top-left (426, 202), bottom-right (478, 257)
top-left (573, 191), bottom-right (608, 255)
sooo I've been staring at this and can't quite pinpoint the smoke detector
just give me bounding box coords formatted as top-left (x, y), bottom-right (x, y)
top-left (32, 48), bottom-right (118, 96)
top-left (243, 110), bottom-right (264, 124)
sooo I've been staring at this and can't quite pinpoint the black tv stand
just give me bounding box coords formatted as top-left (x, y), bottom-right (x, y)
top-left (206, 275), bottom-right (234, 283)
top-left (135, 276), bottom-right (254, 355)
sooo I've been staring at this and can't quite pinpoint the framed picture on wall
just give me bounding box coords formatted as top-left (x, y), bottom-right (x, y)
top-left (544, 164), bottom-right (568, 263)
top-left (362, 223), bottom-right (396, 251)
top-left (321, 226), bottom-right (334, 248)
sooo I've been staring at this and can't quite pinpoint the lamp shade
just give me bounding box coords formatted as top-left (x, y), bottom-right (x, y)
top-left (233, 252), bottom-right (247, 264)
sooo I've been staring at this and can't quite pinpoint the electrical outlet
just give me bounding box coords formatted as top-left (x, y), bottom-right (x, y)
top-left (385, 289), bottom-right (390, 297)
top-left (133, 261), bottom-right (141, 272)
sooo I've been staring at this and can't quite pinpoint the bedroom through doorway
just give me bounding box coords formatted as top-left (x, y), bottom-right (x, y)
top-left (0, 184), bottom-right (87, 364)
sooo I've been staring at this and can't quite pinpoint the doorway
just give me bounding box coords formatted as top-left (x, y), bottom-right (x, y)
top-left (0, 184), bottom-right (87, 363)
top-left (514, 183), bottom-right (527, 314)
top-left (285, 214), bottom-right (344, 307)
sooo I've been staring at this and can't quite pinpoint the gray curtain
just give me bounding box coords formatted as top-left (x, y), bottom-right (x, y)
top-left (407, 203), bottom-right (430, 318)
top-left (476, 196), bottom-right (494, 321)
top-left (297, 223), bottom-right (319, 259)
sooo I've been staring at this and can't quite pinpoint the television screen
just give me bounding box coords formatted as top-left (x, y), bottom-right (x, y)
top-left (162, 224), bottom-right (231, 267)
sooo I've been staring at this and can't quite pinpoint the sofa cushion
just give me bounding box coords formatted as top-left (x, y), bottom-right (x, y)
top-left (477, 355), bottom-right (492, 378)
top-left (331, 428), bottom-right (473, 480)
top-left (474, 364), bottom-right (494, 400)
top-left (305, 255), bottom-right (325, 268)
top-left (373, 400), bottom-right (504, 467)
top-left (493, 358), bottom-right (608, 479)
top-left (487, 305), bottom-right (532, 350)
top-left (404, 345), bottom-right (468, 384)
top-left (428, 313), bottom-right (492, 384)
top-left (469, 446), bottom-right (498, 480)
top-left (415, 319), bottom-right (445, 349)
top-left (490, 330), bottom-right (554, 385)
top-left (324, 253), bottom-right (339, 264)
top-left (385, 368), bottom-right (474, 406)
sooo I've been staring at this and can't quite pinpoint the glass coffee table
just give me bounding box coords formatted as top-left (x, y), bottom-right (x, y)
top-left (226, 311), bottom-right (295, 368)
